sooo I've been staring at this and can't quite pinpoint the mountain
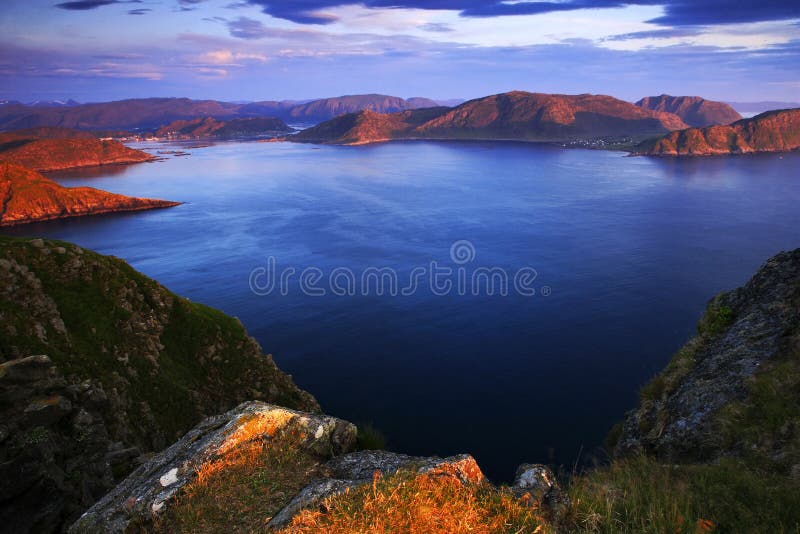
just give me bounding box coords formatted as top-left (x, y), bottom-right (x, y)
top-left (634, 108), bottom-right (800, 156)
top-left (280, 94), bottom-right (440, 124)
top-left (28, 99), bottom-right (81, 108)
top-left (0, 95), bottom-right (443, 131)
top-left (291, 91), bottom-right (689, 145)
top-left (155, 116), bottom-right (292, 139)
top-left (635, 95), bottom-right (742, 127)
top-left (0, 162), bottom-right (179, 225)
top-left (0, 127), bottom-right (155, 171)
top-left (0, 237), bottom-right (318, 531)
top-left (0, 98), bottom-right (243, 131)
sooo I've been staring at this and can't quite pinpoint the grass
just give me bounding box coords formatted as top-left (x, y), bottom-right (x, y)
top-left (354, 423), bottom-right (388, 451)
top-left (153, 430), bottom-right (323, 533)
top-left (565, 456), bottom-right (800, 533)
top-left (283, 470), bottom-right (549, 534)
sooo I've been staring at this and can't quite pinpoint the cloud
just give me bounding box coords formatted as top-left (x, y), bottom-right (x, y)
top-left (239, 1), bottom-right (800, 27)
top-left (419, 23), bottom-right (454, 33)
top-left (196, 49), bottom-right (269, 65)
top-left (55, 0), bottom-right (140, 10)
top-left (227, 16), bottom-right (271, 39)
top-left (128, 8), bottom-right (151, 15)
top-left (604, 27), bottom-right (705, 41)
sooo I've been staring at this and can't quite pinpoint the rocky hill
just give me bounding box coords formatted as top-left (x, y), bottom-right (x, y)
top-left (0, 128), bottom-right (154, 171)
top-left (155, 117), bottom-right (292, 139)
top-left (635, 108), bottom-right (800, 156)
top-left (635, 95), bottom-right (742, 127)
top-left (0, 237), bottom-right (318, 531)
top-left (291, 91), bottom-right (689, 145)
top-left (616, 248), bottom-right (800, 473)
top-left (0, 162), bottom-right (179, 226)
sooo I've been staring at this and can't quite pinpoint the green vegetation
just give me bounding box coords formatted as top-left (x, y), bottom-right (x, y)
top-left (566, 456), bottom-right (800, 533)
top-left (354, 423), bottom-right (388, 451)
top-left (697, 301), bottom-right (735, 337)
top-left (0, 236), bottom-right (314, 448)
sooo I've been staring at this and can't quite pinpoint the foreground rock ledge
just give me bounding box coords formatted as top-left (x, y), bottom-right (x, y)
top-left (69, 402), bottom-right (357, 533)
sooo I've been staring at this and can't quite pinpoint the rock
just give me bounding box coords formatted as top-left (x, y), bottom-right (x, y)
top-left (267, 450), bottom-right (484, 530)
top-left (70, 402), bottom-right (356, 533)
top-left (0, 355), bottom-right (119, 533)
top-left (616, 249), bottom-right (800, 464)
top-left (0, 355), bottom-right (55, 384)
top-left (512, 463), bottom-right (569, 519)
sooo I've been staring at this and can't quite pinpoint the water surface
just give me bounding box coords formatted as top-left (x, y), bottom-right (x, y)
top-left (6, 141), bottom-right (800, 480)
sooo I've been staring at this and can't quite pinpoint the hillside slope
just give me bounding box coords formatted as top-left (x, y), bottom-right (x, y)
top-left (0, 162), bottom-right (179, 226)
top-left (0, 237), bottom-right (318, 531)
top-left (635, 108), bottom-right (800, 156)
top-left (635, 95), bottom-right (742, 127)
top-left (291, 91), bottom-right (689, 145)
top-left (155, 117), bottom-right (292, 139)
top-left (0, 128), bottom-right (154, 171)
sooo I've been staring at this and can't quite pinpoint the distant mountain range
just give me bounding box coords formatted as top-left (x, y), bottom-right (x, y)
top-left (634, 109), bottom-right (800, 156)
top-left (635, 95), bottom-right (741, 127)
top-left (0, 94), bottom-right (439, 131)
top-left (291, 91), bottom-right (690, 145)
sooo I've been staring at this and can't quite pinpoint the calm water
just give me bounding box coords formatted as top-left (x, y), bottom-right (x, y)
top-left (5, 141), bottom-right (800, 480)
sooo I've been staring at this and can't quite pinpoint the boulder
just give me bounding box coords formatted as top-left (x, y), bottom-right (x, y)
top-left (70, 402), bottom-right (357, 533)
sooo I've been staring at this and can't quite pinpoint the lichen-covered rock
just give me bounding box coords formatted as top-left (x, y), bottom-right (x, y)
top-left (70, 402), bottom-right (356, 533)
top-left (512, 463), bottom-right (569, 519)
top-left (267, 450), bottom-right (484, 530)
top-left (616, 248), bottom-right (800, 464)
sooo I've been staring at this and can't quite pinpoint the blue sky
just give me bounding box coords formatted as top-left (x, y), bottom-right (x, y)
top-left (0, 0), bottom-right (798, 103)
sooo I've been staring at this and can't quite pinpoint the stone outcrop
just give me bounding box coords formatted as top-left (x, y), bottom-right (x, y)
top-left (0, 162), bottom-right (179, 226)
top-left (290, 91), bottom-right (689, 145)
top-left (0, 237), bottom-right (318, 531)
top-left (70, 402), bottom-right (356, 533)
top-left (635, 95), bottom-right (742, 127)
top-left (634, 108), bottom-right (800, 156)
top-left (616, 248), bottom-right (800, 467)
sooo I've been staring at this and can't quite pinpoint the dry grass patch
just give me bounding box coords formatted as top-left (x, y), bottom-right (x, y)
top-left (282, 470), bottom-right (549, 534)
top-left (153, 430), bottom-right (324, 533)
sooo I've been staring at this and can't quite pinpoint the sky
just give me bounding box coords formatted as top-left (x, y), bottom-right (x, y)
top-left (0, 0), bottom-right (798, 103)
